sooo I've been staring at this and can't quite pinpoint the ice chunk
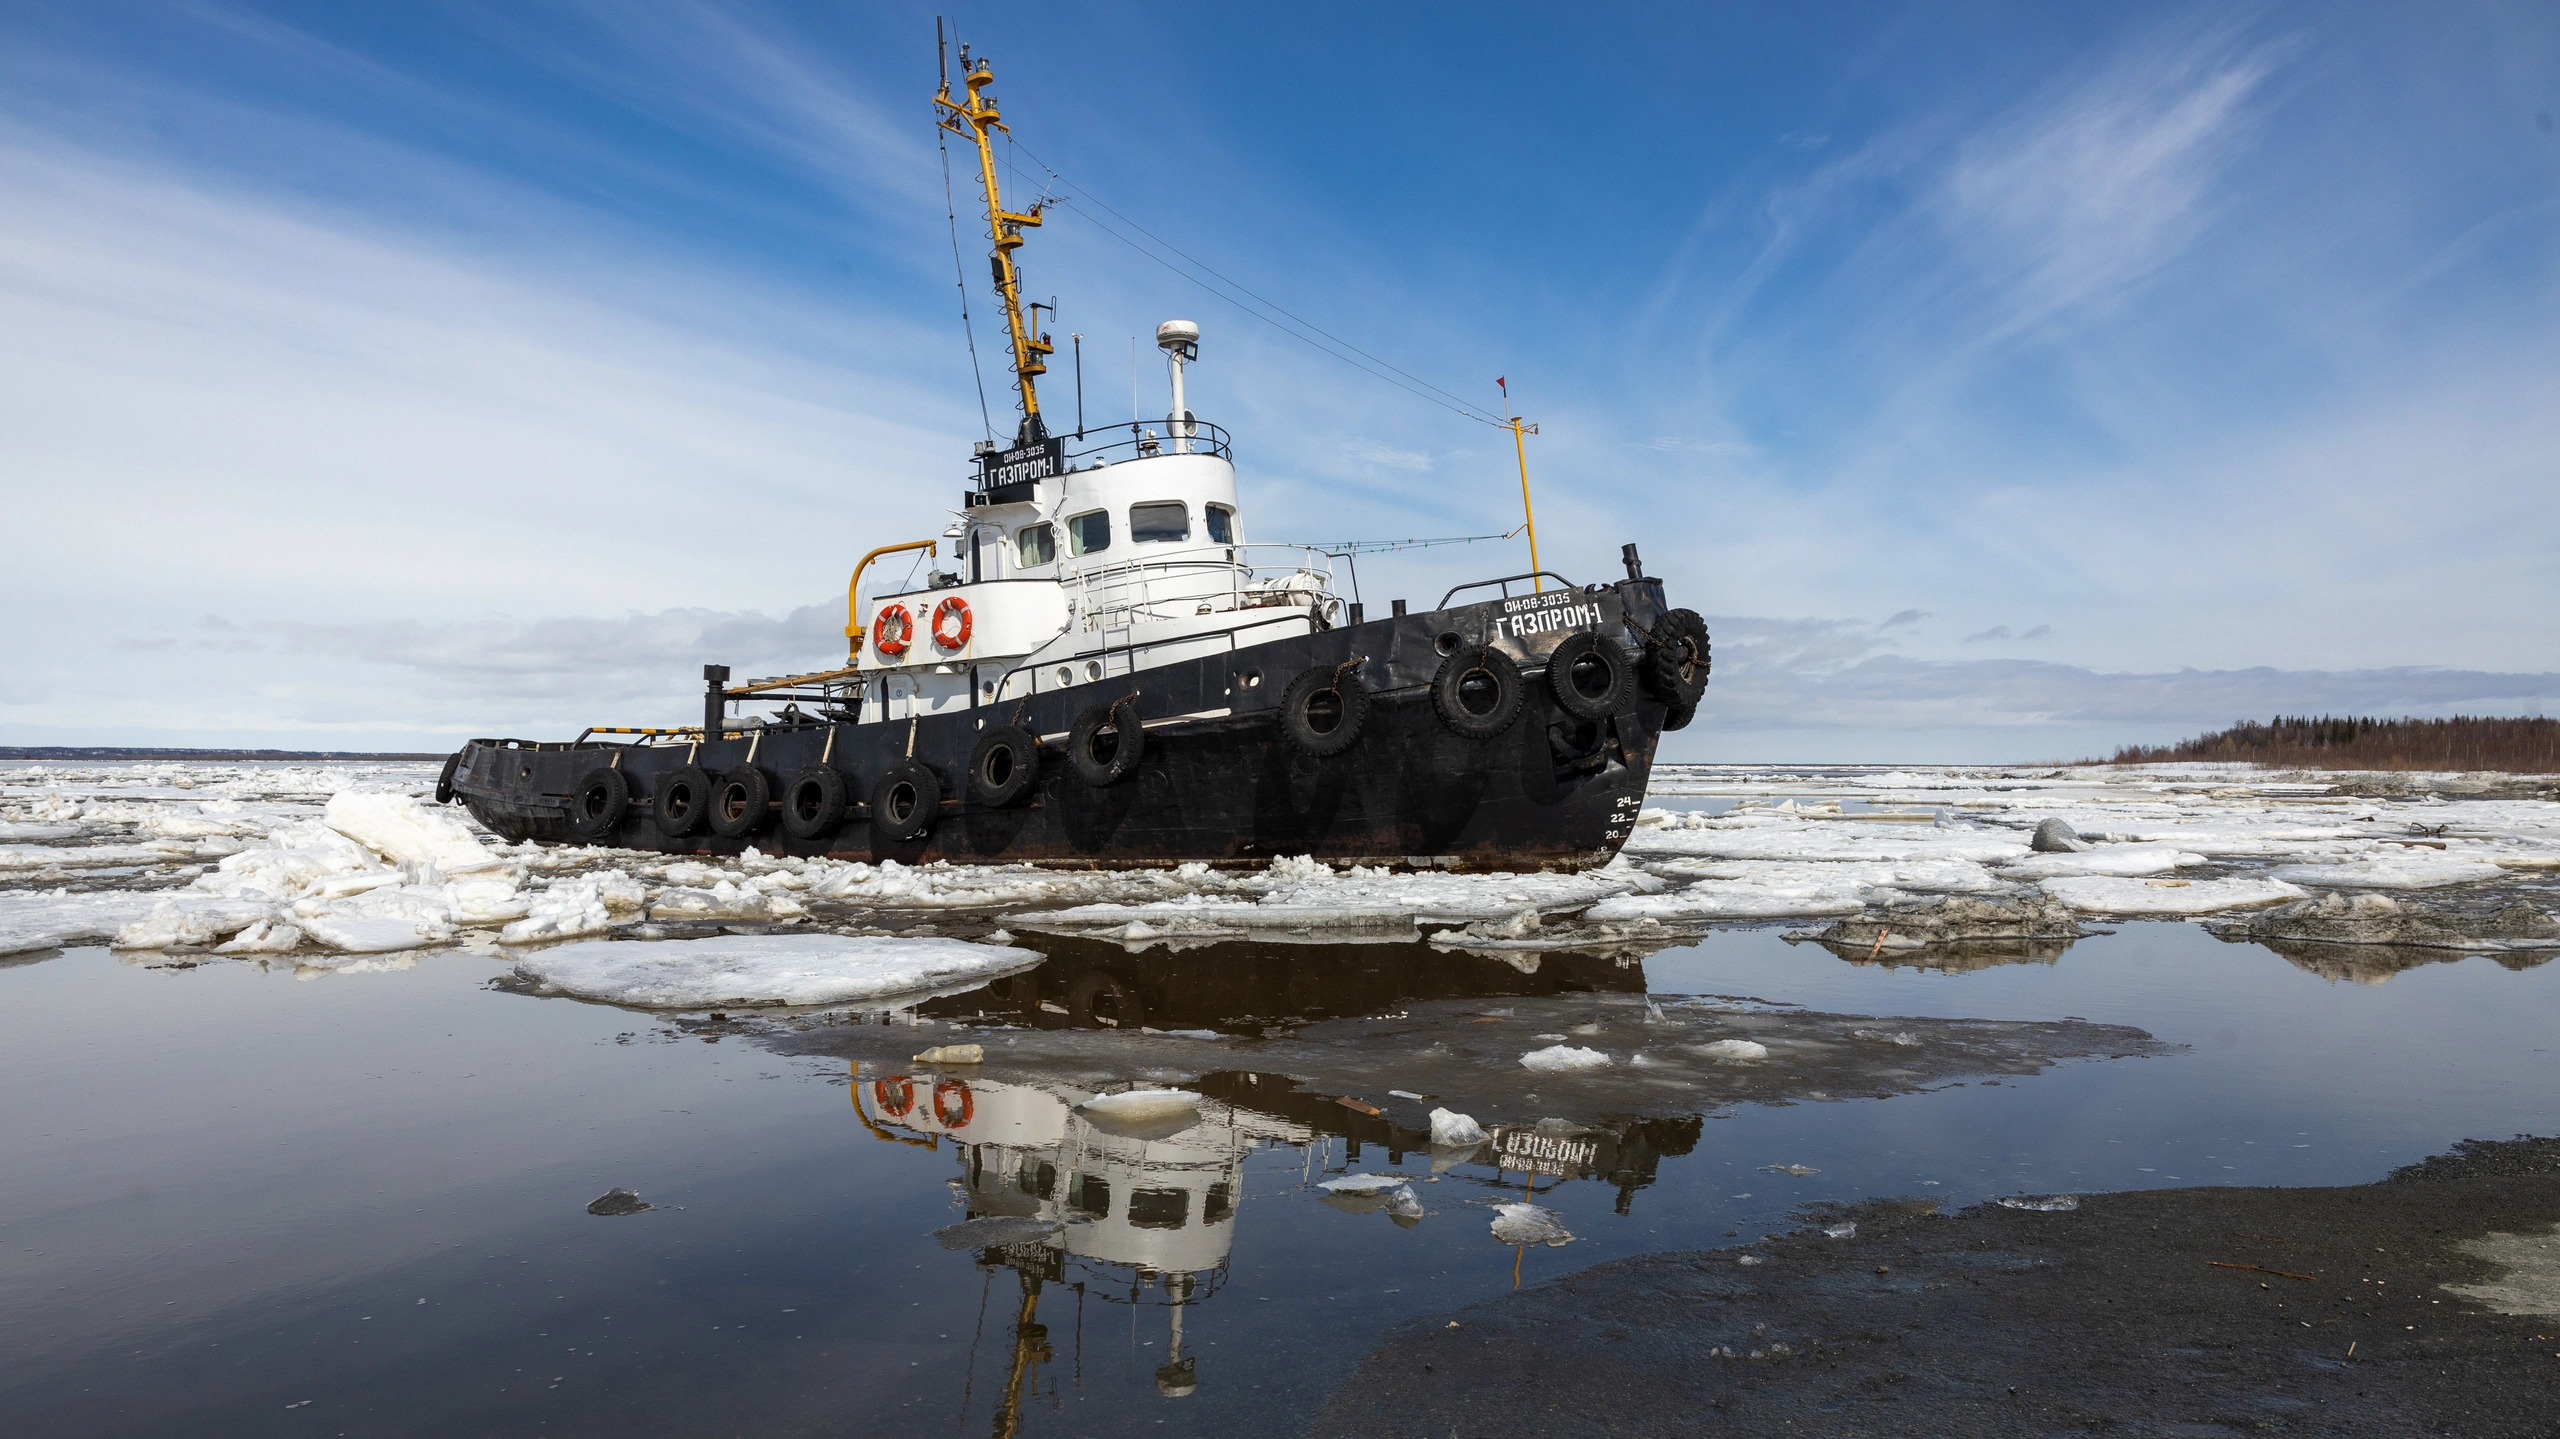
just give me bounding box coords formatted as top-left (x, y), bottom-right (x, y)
top-left (1999, 844), bottom-right (2204, 879)
top-left (111, 899), bottom-right (274, 950)
top-left (1429, 1107), bottom-right (1488, 1146)
top-left (0, 892), bottom-right (184, 955)
top-left (647, 879), bottom-right (806, 922)
top-left (2269, 855), bottom-right (2510, 889)
top-left (516, 933), bottom-right (1039, 1008)
top-left (1998, 1194), bottom-right (2080, 1212)
top-left (2208, 892), bottom-right (2560, 952)
top-left (1318, 1173), bottom-right (1409, 1195)
top-left (1490, 1203), bottom-right (1573, 1247)
top-left (1823, 1222), bottom-right (1857, 1239)
top-left (2029, 818), bottom-right (2091, 853)
top-left (1519, 1044), bottom-right (1611, 1072)
top-left (295, 913), bottom-right (449, 953)
top-left (1789, 894), bottom-right (2087, 951)
top-left (324, 792), bottom-right (503, 871)
top-left (500, 871), bottom-right (645, 945)
top-left (913, 1044), bottom-right (984, 1065)
top-left (2041, 875), bottom-right (2306, 915)
top-left (1077, 1088), bottom-right (1203, 1139)
top-left (1696, 1039), bottom-right (1768, 1060)
top-left (587, 1188), bottom-right (653, 1217)
top-left (215, 919), bottom-right (303, 953)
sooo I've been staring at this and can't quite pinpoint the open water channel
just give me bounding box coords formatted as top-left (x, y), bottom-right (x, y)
top-left (5, 762), bottom-right (2558, 1435)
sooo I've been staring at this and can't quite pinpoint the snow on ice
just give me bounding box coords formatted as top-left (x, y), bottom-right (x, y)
top-left (514, 933), bottom-right (1042, 1008)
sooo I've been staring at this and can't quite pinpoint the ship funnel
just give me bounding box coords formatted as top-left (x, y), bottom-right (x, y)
top-left (1157, 321), bottom-right (1200, 452)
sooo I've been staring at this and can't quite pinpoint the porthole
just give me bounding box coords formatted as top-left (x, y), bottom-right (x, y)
top-left (1086, 660), bottom-right (1102, 681)
top-left (1434, 630), bottom-right (1462, 656)
top-left (1056, 666), bottom-right (1073, 686)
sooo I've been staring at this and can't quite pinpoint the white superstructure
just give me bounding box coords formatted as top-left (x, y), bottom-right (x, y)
top-left (853, 323), bottom-right (1347, 724)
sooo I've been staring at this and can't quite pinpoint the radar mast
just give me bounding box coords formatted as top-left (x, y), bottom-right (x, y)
top-left (936, 29), bottom-right (1054, 446)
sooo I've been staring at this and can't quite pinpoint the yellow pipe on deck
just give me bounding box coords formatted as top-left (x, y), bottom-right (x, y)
top-left (845, 539), bottom-right (942, 660)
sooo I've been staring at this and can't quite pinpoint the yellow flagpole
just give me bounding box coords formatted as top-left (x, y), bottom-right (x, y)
top-left (1510, 415), bottom-right (1542, 592)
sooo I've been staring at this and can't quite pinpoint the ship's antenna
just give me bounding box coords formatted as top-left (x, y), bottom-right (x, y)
top-left (934, 35), bottom-right (1053, 447)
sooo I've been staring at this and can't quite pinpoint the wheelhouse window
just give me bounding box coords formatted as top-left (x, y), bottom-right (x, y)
top-left (1130, 501), bottom-right (1190, 544)
top-left (1065, 510), bottom-right (1110, 557)
top-left (1205, 503), bottom-right (1237, 544)
top-left (1016, 522), bottom-right (1055, 568)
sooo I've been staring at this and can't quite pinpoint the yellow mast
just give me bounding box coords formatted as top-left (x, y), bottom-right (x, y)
top-left (1509, 414), bottom-right (1543, 592)
top-left (936, 37), bottom-right (1053, 444)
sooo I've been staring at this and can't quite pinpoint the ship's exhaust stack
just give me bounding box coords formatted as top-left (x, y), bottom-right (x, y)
top-left (1157, 320), bottom-right (1199, 453)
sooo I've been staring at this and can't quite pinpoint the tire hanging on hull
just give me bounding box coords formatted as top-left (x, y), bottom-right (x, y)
top-left (569, 767), bottom-right (628, 840)
top-left (709, 765), bottom-right (771, 839)
top-left (1068, 697), bottom-right (1146, 786)
top-left (872, 759), bottom-right (941, 841)
top-left (1432, 645), bottom-right (1526, 739)
top-left (968, 724), bottom-right (1041, 807)
top-left (1277, 664), bottom-right (1369, 757)
top-left (779, 765), bottom-right (847, 840)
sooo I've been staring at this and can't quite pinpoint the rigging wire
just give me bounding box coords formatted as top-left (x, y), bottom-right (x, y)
top-left (1006, 139), bottom-right (1511, 429)
top-left (1289, 527), bottom-right (1526, 555)
top-left (940, 128), bottom-right (995, 442)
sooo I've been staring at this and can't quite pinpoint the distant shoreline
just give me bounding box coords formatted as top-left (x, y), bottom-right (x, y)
top-left (0, 748), bottom-right (447, 762)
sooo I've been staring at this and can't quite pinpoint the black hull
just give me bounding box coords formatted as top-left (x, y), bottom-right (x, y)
top-left (450, 581), bottom-right (1678, 873)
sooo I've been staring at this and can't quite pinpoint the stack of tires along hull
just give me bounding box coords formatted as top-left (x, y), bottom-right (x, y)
top-left (450, 580), bottom-right (1692, 874)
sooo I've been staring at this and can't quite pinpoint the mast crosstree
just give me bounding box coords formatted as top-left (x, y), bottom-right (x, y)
top-left (937, 33), bottom-right (1054, 446)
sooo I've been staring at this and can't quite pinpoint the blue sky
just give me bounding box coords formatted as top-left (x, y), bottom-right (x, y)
top-left (2, 1), bottom-right (2554, 759)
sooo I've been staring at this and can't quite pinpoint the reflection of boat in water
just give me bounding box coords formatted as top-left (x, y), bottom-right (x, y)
top-left (851, 1049), bottom-right (1698, 1425)
top-left (917, 932), bottom-right (1646, 1033)
top-left (854, 1068), bottom-right (1289, 1424)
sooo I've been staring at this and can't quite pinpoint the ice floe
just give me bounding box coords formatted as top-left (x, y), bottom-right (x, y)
top-left (2041, 876), bottom-right (2307, 915)
top-left (514, 933), bottom-right (1041, 1008)
top-left (2208, 892), bottom-right (2560, 952)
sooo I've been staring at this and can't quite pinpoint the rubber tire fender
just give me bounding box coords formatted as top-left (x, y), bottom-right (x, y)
top-left (1431, 644), bottom-right (1527, 739)
top-left (1544, 631), bottom-right (1633, 721)
top-left (1066, 971), bottom-right (1144, 1030)
top-left (708, 765), bottom-right (771, 839)
top-left (871, 759), bottom-right (942, 842)
top-left (654, 766), bottom-right (712, 837)
top-left (1662, 699), bottom-right (1698, 732)
top-left (1641, 608), bottom-right (1711, 706)
top-left (967, 724), bottom-right (1041, 808)
top-left (1067, 696), bottom-right (1146, 787)
top-left (568, 766), bottom-right (629, 840)
top-left (1277, 665), bottom-right (1369, 757)
top-left (779, 765), bottom-right (848, 841)
top-left (435, 750), bottom-right (462, 805)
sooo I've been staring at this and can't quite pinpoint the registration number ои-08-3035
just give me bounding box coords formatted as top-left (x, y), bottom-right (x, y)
top-left (1493, 589), bottom-right (1605, 640)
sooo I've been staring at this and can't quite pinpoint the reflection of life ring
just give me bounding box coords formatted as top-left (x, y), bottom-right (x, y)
top-left (873, 1076), bottom-right (915, 1116)
top-left (932, 1078), bottom-right (974, 1128)
top-left (931, 595), bottom-right (973, 651)
top-left (874, 604), bottom-right (914, 657)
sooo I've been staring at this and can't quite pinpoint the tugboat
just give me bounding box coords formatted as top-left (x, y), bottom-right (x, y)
top-left (442, 39), bottom-right (1708, 872)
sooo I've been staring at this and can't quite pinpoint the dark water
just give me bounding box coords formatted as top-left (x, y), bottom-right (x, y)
top-left (5, 923), bottom-right (2556, 1437)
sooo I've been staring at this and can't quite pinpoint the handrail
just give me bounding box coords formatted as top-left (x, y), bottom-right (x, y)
top-left (1436, 571), bottom-right (1582, 609)
top-left (844, 539), bottom-right (940, 660)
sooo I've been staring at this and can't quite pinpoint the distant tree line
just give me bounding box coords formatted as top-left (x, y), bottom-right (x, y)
top-left (2107, 715), bottom-right (2559, 772)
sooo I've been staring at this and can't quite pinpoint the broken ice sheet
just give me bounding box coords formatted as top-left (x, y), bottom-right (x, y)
top-left (513, 933), bottom-right (1041, 1009)
top-left (1489, 1203), bottom-right (1572, 1247)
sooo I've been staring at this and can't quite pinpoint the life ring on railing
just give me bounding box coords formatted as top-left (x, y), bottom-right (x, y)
top-left (931, 1078), bottom-right (974, 1129)
top-left (874, 604), bottom-right (914, 657)
top-left (873, 1076), bottom-right (916, 1117)
top-left (931, 595), bottom-right (973, 651)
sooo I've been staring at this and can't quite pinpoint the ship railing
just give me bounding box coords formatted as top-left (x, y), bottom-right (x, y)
top-left (1056, 418), bottom-right (1233, 470)
top-left (1064, 544), bottom-right (1339, 630)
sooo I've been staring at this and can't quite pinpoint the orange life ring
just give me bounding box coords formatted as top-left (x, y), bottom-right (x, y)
top-left (874, 604), bottom-right (914, 657)
top-left (873, 1075), bottom-right (915, 1117)
top-left (932, 1078), bottom-right (974, 1128)
top-left (931, 595), bottom-right (973, 651)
